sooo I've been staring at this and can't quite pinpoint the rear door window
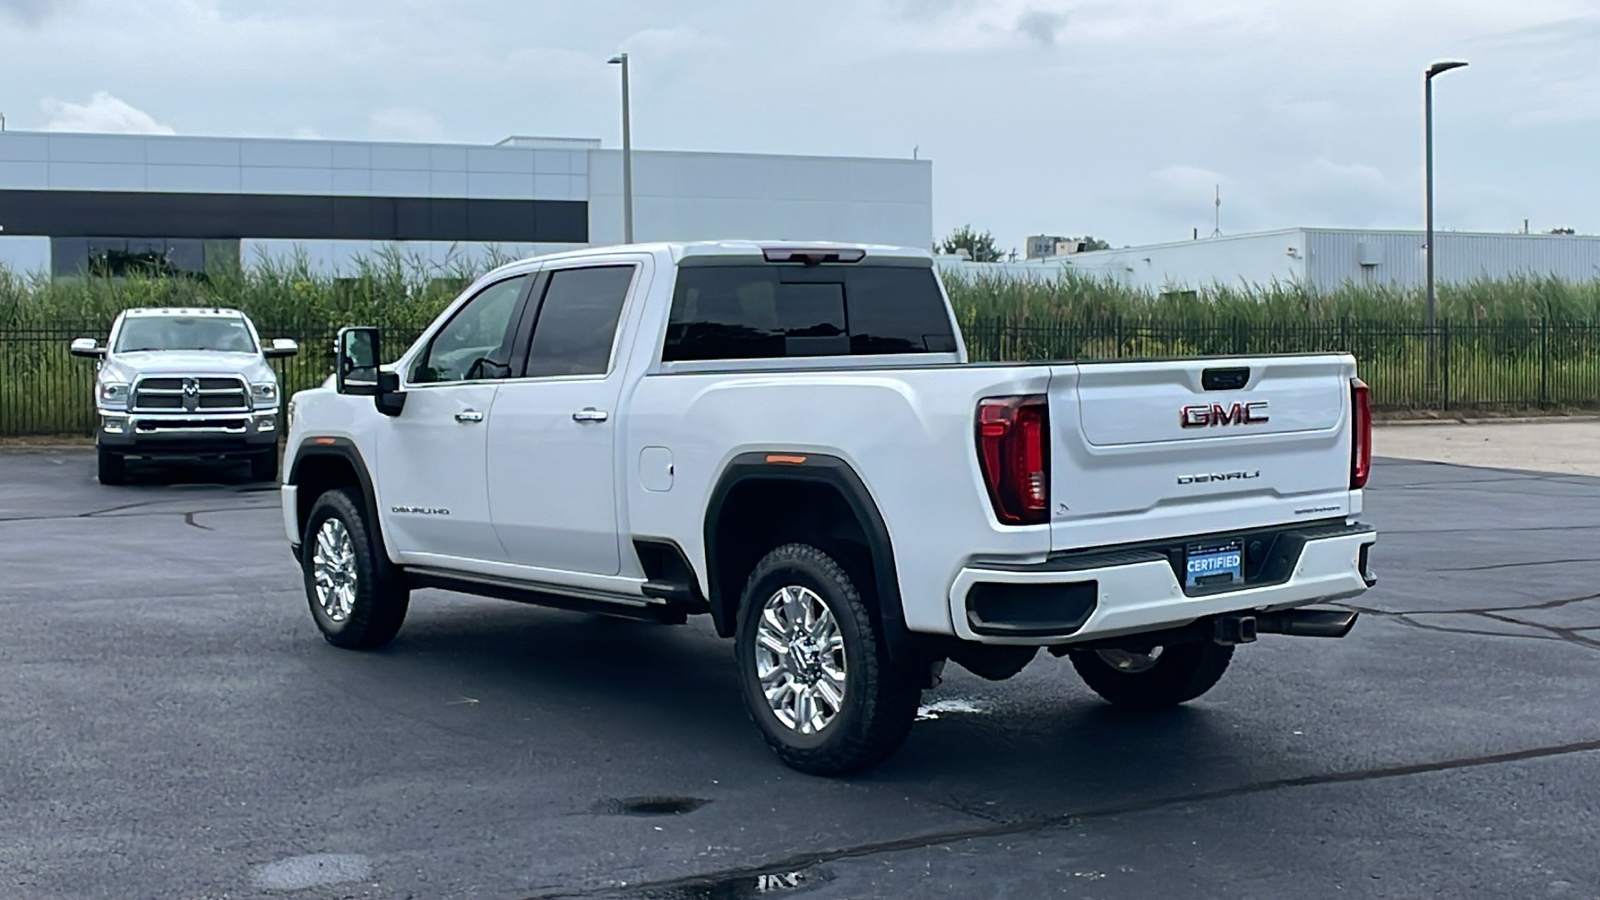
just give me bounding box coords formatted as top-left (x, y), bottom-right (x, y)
top-left (663, 264), bottom-right (958, 362)
top-left (522, 265), bottom-right (637, 377)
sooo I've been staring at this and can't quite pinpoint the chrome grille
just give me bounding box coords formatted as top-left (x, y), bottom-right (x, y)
top-left (132, 375), bottom-right (250, 413)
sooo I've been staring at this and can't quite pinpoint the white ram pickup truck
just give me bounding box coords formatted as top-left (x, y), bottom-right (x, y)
top-left (71, 307), bottom-right (298, 484)
top-left (281, 241), bottom-right (1377, 774)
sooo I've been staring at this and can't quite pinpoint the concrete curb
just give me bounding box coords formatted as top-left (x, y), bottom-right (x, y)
top-left (1376, 415), bottom-right (1600, 428)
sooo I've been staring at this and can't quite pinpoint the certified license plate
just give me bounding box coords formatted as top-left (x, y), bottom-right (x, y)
top-left (1186, 540), bottom-right (1243, 588)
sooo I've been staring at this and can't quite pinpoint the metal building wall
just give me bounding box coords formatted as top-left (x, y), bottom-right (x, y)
top-left (1306, 229), bottom-right (1600, 291)
top-left (0, 131), bottom-right (934, 275)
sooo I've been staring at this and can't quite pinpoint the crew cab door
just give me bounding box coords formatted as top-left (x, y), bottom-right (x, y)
top-left (486, 260), bottom-right (647, 575)
top-left (377, 273), bottom-right (532, 561)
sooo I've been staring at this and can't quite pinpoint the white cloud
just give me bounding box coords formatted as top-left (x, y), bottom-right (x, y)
top-left (368, 107), bottom-right (445, 142)
top-left (4, 0), bottom-right (1600, 240)
top-left (39, 91), bottom-right (174, 134)
top-left (1015, 8), bottom-right (1068, 45)
top-left (0, 0), bottom-right (63, 25)
top-left (618, 26), bottom-right (724, 57)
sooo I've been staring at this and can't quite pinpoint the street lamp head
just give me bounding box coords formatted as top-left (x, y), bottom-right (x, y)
top-left (608, 53), bottom-right (627, 65)
top-left (1427, 60), bottom-right (1468, 79)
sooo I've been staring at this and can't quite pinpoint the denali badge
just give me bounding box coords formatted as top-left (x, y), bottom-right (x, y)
top-left (392, 506), bottom-right (450, 515)
top-left (1181, 401), bottom-right (1270, 428)
top-left (1178, 470), bottom-right (1261, 485)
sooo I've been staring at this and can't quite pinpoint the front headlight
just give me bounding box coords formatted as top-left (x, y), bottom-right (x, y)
top-left (285, 395), bottom-right (298, 431)
top-left (99, 382), bottom-right (130, 410)
top-left (252, 382), bottom-right (279, 409)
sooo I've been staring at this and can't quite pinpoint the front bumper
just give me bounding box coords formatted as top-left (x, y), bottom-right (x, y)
top-left (97, 410), bottom-right (279, 457)
top-left (948, 521), bottom-right (1377, 645)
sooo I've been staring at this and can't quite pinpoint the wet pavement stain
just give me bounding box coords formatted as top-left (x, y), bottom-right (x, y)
top-left (599, 796), bottom-right (712, 816)
top-left (622, 867), bottom-right (823, 899)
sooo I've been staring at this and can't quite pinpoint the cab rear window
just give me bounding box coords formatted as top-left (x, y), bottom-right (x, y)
top-left (663, 264), bottom-right (958, 362)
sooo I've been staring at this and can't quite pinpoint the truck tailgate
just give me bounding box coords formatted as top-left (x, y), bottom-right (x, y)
top-left (1048, 354), bottom-right (1358, 551)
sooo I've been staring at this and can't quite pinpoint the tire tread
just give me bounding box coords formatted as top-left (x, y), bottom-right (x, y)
top-left (303, 487), bottom-right (408, 650)
top-left (1069, 641), bottom-right (1234, 709)
top-left (736, 543), bottom-right (919, 776)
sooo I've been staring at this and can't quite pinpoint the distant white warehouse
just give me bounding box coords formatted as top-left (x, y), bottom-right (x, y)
top-left (0, 132), bottom-right (932, 276)
top-left (945, 228), bottom-right (1600, 292)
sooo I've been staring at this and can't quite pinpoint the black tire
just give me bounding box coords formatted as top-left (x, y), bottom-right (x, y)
top-left (97, 446), bottom-right (127, 485)
top-left (302, 487), bottom-right (409, 649)
top-left (250, 448), bottom-right (279, 483)
top-left (735, 543), bottom-right (920, 776)
top-left (1069, 641), bottom-right (1234, 709)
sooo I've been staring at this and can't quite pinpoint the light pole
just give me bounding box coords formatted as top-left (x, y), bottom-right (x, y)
top-left (607, 53), bottom-right (634, 244)
top-left (1424, 59), bottom-right (1467, 392)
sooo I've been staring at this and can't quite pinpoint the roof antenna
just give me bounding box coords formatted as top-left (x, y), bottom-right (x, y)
top-left (913, 145), bottom-right (919, 160)
top-left (1211, 184), bottom-right (1222, 237)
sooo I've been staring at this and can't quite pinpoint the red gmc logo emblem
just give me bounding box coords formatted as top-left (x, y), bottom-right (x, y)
top-left (1181, 401), bottom-right (1271, 428)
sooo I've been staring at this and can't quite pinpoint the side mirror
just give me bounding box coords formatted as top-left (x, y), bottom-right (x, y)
top-left (70, 338), bottom-right (105, 360)
top-left (336, 327), bottom-right (406, 417)
top-left (264, 338), bottom-right (299, 359)
top-left (335, 327), bottom-right (381, 395)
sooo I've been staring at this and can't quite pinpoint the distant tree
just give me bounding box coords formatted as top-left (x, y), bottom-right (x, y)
top-left (1079, 235), bottom-right (1112, 251)
top-left (939, 225), bottom-right (1005, 263)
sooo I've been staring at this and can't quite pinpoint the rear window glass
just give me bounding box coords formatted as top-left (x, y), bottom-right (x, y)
top-left (663, 264), bottom-right (958, 362)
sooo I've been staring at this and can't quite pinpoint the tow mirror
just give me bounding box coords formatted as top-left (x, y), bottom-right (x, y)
top-left (70, 337), bottom-right (105, 360)
top-left (336, 328), bottom-right (381, 395)
top-left (264, 338), bottom-right (299, 359)
top-left (335, 327), bottom-right (405, 416)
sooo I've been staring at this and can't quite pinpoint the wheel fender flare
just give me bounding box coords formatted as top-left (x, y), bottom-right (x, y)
top-left (287, 437), bottom-right (388, 563)
top-left (704, 452), bottom-right (912, 661)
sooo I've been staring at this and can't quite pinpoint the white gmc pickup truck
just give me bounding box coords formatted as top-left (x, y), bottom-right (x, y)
top-left (281, 241), bottom-right (1377, 774)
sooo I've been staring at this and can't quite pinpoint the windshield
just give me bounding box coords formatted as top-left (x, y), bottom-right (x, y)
top-left (113, 316), bottom-right (258, 353)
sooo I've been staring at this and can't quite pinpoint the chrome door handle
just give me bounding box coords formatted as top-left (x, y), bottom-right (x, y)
top-left (572, 408), bottom-right (610, 423)
top-left (455, 410), bottom-right (485, 423)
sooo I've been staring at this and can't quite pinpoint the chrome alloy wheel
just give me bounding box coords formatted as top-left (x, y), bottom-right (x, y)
top-left (754, 585), bottom-right (848, 735)
top-left (1095, 647), bottom-right (1164, 674)
top-left (312, 518), bottom-right (358, 623)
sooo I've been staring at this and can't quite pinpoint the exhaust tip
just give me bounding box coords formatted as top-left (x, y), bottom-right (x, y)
top-left (1256, 607), bottom-right (1359, 638)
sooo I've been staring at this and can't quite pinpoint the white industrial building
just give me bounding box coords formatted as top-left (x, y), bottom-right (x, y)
top-left (941, 228), bottom-right (1600, 292)
top-left (0, 131), bottom-right (932, 276)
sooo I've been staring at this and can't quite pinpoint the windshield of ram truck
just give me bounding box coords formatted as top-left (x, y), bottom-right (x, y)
top-left (664, 263), bottom-right (959, 360)
top-left (114, 316), bottom-right (258, 353)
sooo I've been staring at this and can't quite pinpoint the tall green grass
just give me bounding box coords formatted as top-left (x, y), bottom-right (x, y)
top-left (0, 245), bottom-right (525, 333)
top-left (940, 269), bottom-right (1600, 327)
top-left (7, 251), bottom-right (1600, 330)
top-left (5, 252), bottom-right (1600, 435)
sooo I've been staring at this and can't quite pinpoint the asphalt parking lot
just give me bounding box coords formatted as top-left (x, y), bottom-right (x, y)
top-left (4, 449), bottom-right (1600, 900)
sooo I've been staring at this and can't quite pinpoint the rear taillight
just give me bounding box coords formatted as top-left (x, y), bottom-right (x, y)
top-left (976, 395), bottom-right (1049, 525)
top-left (1350, 377), bottom-right (1372, 489)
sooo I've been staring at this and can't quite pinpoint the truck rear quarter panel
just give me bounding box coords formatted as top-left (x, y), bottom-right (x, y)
top-left (624, 365), bottom-right (1055, 635)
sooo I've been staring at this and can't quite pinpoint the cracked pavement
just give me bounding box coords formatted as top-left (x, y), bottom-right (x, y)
top-left (2, 449), bottom-right (1599, 899)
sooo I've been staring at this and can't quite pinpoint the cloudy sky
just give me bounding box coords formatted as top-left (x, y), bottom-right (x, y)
top-left (2, 0), bottom-right (1597, 250)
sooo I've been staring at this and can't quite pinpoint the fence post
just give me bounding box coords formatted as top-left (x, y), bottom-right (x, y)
top-left (1441, 319), bottom-right (1451, 411)
top-left (1539, 319), bottom-right (1549, 410)
top-left (990, 319), bottom-right (1002, 363)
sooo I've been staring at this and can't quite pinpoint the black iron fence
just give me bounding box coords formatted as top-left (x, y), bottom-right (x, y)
top-left (4, 319), bottom-right (1599, 436)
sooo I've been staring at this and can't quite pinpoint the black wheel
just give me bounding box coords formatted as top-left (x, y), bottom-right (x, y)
top-left (1069, 641), bottom-right (1234, 709)
top-left (302, 487), bottom-right (409, 649)
top-left (250, 448), bottom-right (279, 483)
top-left (97, 446), bottom-right (127, 485)
top-left (734, 543), bottom-right (920, 775)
